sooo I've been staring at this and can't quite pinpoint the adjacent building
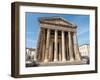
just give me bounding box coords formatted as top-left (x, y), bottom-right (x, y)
top-left (26, 48), bottom-right (36, 62)
top-left (79, 44), bottom-right (90, 64)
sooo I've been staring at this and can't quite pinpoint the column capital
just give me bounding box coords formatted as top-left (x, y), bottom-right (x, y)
top-left (73, 31), bottom-right (77, 34)
top-left (55, 29), bottom-right (58, 31)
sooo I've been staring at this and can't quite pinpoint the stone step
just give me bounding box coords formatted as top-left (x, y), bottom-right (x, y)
top-left (38, 61), bottom-right (85, 66)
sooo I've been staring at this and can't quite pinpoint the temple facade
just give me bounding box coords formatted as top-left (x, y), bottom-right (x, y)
top-left (36, 17), bottom-right (82, 64)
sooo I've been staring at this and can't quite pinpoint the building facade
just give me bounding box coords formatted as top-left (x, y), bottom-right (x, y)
top-left (79, 44), bottom-right (90, 64)
top-left (79, 44), bottom-right (90, 57)
top-left (36, 17), bottom-right (83, 65)
top-left (26, 48), bottom-right (36, 62)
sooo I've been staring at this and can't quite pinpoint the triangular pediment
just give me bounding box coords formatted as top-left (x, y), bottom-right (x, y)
top-left (39, 17), bottom-right (76, 27)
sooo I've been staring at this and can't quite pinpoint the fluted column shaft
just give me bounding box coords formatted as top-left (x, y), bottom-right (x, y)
top-left (62, 31), bottom-right (66, 61)
top-left (54, 30), bottom-right (58, 62)
top-left (49, 41), bottom-right (53, 61)
top-left (44, 29), bottom-right (50, 62)
top-left (42, 29), bottom-right (46, 61)
top-left (73, 32), bottom-right (81, 61)
top-left (68, 32), bottom-right (74, 61)
top-left (59, 41), bottom-right (62, 61)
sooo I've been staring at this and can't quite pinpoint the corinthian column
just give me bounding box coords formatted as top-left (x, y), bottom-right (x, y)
top-left (62, 31), bottom-right (66, 62)
top-left (73, 32), bottom-right (81, 61)
top-left (44, 29), bottom-right (50, 62)
top-left (54, 30), bottom-right (58, 62)
top-left (68, 32), bottom-right (74, 61)
top-left (42, 29), bottom-right (46, 61)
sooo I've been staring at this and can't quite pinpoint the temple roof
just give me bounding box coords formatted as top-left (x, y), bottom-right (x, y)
top-left (39, 16), bottom-right (77, 27)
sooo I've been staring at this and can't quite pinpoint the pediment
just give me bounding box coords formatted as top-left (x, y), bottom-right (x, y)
top-left (39, 17), bottom-right (76, 27)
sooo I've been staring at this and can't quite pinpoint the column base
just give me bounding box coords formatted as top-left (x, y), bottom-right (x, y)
top-left (54, 59), bottom-right (58, 62)
top-left (75, 54), bottom-right (81, 61)
top-left (44, 59), bottom-right (48, 62)
top-left (62, 59), bottom-right (66, 62)
top-left (75, 57), bottom-right (81, 61)
top-left (75, 58), bottom-right (81, 62)
top-left (69, 58), bottom-right (74, 61)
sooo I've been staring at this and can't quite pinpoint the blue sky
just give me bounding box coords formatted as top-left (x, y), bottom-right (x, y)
top-left (26, 12), bottom-right (90, 48)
